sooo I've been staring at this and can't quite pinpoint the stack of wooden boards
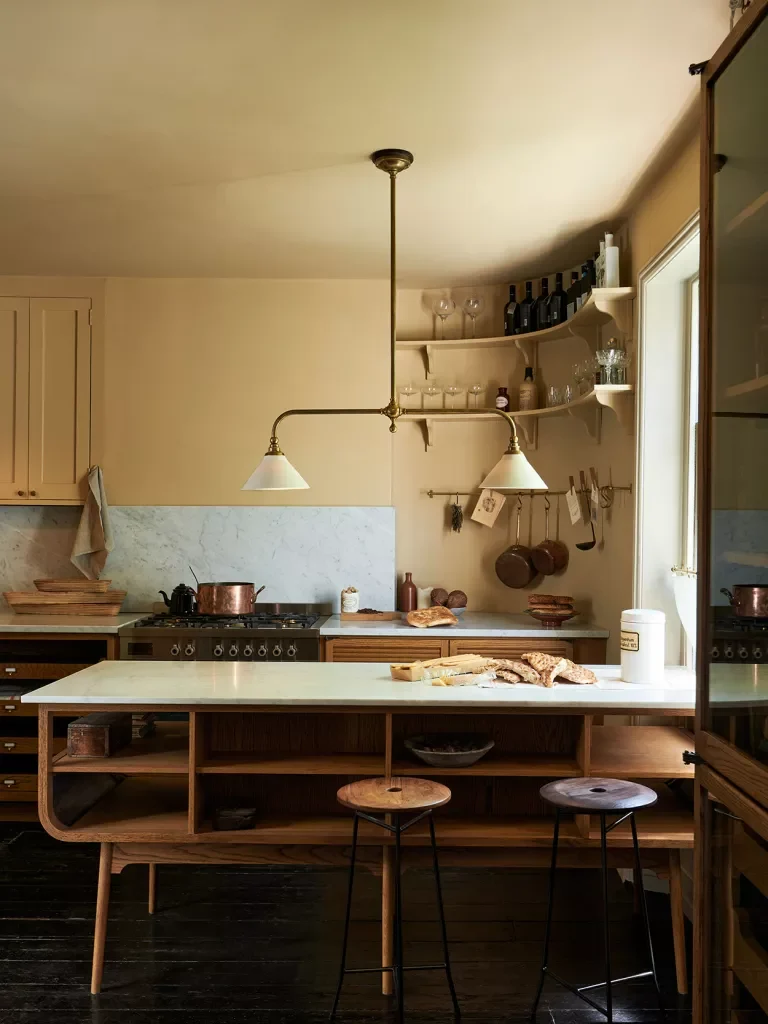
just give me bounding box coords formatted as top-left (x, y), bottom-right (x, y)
top-left (3, 579), bottom-right (126, 615)
top-left (391, 652), bottom-right (598, 687)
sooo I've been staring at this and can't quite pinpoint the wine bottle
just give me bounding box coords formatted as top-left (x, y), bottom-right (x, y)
top-left (503, 285), bottom-right (520, 336)
top-left (519, 281), bottom-right (535, 334)
top-left (518, 367), bottom-right (538, 410)
top-left (565, 270), bottom-right (580, 319)
top-left (532, 277), bottom-right (550, 331)
top-left (575, 264), bottom-right (589, 311)
top-left (547, 272), bottom-right (568, 326)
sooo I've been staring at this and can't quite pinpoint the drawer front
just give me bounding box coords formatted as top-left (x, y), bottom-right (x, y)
top-left (0, 701), bottom-right (37, 718)
top-left (0, 773), bottom-right (37, 800)
top-left (0, 736), bottom-right (37, 754)
top-left (325, 638), bottom-right (449, 663)
top-left (448, 639), bottom-right (573, 658)
top-left (0, 662), bottom-right (91, 681)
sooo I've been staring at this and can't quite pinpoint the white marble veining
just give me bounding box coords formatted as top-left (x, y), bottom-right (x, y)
top-left (0, 505), bottom-right (395, 613)
top-left (22, 661), bottom-right (696, 710)
top-left (0, 613), bottom-right (144, 634)
top-left (320, 612), bottom-right (609, 638)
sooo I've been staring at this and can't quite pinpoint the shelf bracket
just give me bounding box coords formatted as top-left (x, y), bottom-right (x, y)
top-left (567, 402), bottom-right (601, 443)
top-left (423, 345), bottom-right (435, 378)
top-left (591, 293), bottom-right (634, 339)
top-left (595, 388), bottom-right (635, 434)
top-left (513, 337), bottom-right (531, 364)
top-left (419, 418), bottom-right (435, 451)
top-left (567, 322), bottom-right (602, 356)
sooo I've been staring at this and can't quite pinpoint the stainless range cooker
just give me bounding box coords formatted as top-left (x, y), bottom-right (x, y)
top-left (119, 604), bottom-right (329, 662)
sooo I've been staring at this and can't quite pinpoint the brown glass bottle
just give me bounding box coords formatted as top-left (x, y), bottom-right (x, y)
top-left (398, 572), bottom-right (417, 612)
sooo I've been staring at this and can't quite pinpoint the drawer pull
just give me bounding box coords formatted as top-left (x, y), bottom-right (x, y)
top-left (4, 667), bottom-right (16, 674)
top-left (2, 742), bottom-right (16, 750)
top-left (3, 779), bottom-right (16, 787)
top-left (3, 705), bottom-right (17, 712)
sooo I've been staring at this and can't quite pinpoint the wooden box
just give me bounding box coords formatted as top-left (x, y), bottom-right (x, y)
top-left (67, 713), bottom-right (132, 759)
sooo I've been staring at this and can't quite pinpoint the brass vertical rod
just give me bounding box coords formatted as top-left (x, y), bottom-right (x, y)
top-left (389, 168), bottom-right (397, 409)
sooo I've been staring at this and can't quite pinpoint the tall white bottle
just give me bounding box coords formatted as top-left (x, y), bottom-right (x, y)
top-left (604, 232), bottom-right (620, 287)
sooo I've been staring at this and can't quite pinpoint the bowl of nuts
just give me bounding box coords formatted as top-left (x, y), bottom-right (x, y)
top-left (404, 734), bottom-right (494, 768)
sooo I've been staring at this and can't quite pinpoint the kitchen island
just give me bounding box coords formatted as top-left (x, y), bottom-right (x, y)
top-left (24, 660), bottom-right (695, 995)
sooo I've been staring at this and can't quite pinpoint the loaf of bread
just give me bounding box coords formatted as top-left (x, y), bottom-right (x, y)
top-left (446, 590), bottom-right (468, 609)
top-left (491, 658), bottom-right (543, 685)
top-left (556, 660), bottom-right (598, 685)
top-left (529, 594), bottom-right (574, 608)
top-left (406, 606), bottom-right (458, 628)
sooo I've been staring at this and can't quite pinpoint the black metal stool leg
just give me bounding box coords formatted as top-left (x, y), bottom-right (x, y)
top-left (600, 811), bottom-right (613, 1023)
top-left (530, 807), bottom-right (560, 1020)
top-left (394, 813), bottom-right (404, 1024)
top-left (330, 812), bottom-right (359, 1021)
top-left (428, 811), bottom-right (461, 1019)
top-left (630, 813), bottom-right (665, 1016)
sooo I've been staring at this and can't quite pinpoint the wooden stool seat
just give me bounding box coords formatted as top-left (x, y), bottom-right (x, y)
top-left (540, 777), bottom-right (658, 813)
top-left (336, 776), bottom-right (452, 814)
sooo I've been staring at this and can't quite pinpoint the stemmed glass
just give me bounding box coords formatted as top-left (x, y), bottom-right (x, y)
top-left (398, 382), bottom-right (419, 409)
top-left (467, 382), bottom-right (485, 409)
top-left (421, 380), bottom-right (444, 409)
top-left (462, 296), bottom-right (485, 339)
top-left (444, 382), bottom-right (466, 409)
top-left (432, 297), bottom-right (456, 340)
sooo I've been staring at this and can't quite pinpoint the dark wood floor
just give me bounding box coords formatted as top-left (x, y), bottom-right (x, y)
top-left (0, 823), bottom-right (691, 1023)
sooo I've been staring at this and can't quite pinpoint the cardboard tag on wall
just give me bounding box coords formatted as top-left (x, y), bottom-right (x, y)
top-left (471, 489), bottom-right (506, 528)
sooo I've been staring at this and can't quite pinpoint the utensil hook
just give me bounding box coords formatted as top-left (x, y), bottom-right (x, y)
top-left (543, 494), bottom-right (551, 512)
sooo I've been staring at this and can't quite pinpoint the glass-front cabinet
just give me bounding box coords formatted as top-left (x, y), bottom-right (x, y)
top-left (696, 2), bottom-right (768, 1021)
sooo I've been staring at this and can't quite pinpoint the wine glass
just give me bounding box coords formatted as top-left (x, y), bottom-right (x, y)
top-left (398, 382), bottom-right (419, 409)
top-left (432, 297), bottom-right (456, 340)
top-left (444, 382), bottom-right (466, 409)
top-left (421, 380), bottom-right (444, 409)
top-left (462, 296), bottom-right (485, 339)
top-left (467, 382), bottom-right (485, 409)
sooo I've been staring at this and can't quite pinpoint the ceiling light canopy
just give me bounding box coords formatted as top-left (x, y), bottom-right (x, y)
top-left (242, 148), bottom-right (546, 494)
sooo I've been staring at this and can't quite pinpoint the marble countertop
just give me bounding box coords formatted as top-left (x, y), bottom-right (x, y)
top-left (22, 661), bottom-right (695, 710)
top-left (0, 613), bottom-right (145, 634)
top-left (319, 612), bottom-right (610, 638)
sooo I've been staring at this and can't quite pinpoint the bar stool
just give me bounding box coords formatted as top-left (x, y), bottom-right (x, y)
top-left (530, 778), bottom-right (664, 1022)
top-left (330, 776), bottom-right (460, 1023)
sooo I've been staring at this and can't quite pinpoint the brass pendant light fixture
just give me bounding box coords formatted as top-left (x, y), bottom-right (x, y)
top-left (242, 149), bottom-right (547, 493)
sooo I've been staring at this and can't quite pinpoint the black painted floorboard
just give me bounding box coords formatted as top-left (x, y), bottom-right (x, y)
top-left (0, 823), bottom-right (691, 1022)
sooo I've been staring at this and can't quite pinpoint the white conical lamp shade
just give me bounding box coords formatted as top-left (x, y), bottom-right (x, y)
top-left (480, 451), bottom-right (547, 491)
top-left (242, 454), bottom-right (309, 491)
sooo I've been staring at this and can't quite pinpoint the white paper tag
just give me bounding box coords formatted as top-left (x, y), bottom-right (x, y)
top-left (471, 489), bottom-right (506, 528)
top-left (566, 486), bottom-right (582, 525)
top-left (590, 482), bottom-right (599, 522)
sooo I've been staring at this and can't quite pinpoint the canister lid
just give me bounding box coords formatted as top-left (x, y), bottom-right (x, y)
top-left (621, 608), bottom-right (666, 624)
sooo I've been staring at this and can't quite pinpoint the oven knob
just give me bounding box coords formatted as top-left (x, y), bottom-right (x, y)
top-left (213, 644), bottom-right (224, 658)
top-left (738, 645), bottom-right (750, 660)
top-left (754, 645), bottom-right (764, 661)
top-left (170, 644), bottom-right (181, 658)
top-left (710, 644), bottom-right (720, 660)
top-left (724, 644), bottom-right (734, 660)
top-left (258, 645), bottom-right (268, 658)
top-left (229, 644), bottom-right (239, 658)
top-left (184, 643), bottom-right (196, 658)
top-left (272, 644), bottom-right (283, 658)
top-left (243, 645), bottom-right (253, 658)
top-left (287, 644), bottom-right (297, 659)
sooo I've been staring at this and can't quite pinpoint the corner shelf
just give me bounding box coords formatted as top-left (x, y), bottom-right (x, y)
top-left (400, 384), bottom-right (634, 449)
top-left (397, 287), bottom-right (635, 373)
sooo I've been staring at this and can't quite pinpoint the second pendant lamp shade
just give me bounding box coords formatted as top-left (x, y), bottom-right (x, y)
top-left (242, 454), bottom-right (309, 491)
top-left (480, 451), bottom-right (547, 492)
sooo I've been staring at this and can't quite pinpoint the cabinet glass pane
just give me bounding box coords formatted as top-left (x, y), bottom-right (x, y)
top-left (709, 16), bottom-right (768, 757)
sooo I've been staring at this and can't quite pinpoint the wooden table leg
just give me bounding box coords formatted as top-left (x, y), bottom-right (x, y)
top-left (382, 846), bottom-right (394, 996)
top-left (148, 863), bottom-right (157, 915)
top-left (669, 849), bottom-right (689, 995)
top-left (91, 842), bottom-right (113, 995)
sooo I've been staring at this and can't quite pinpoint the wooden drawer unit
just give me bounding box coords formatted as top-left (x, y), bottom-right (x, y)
top-left (0, 735), bottom-right (37, 754)
top-left (0, 700), bottom-right (37, 718)
top-left (324, 637), bottom-right (449, 663)
top-left (448, 638), bottom-right (573, 659)
top-left (1, 662), bottom-right (90, 681)
top-left (0, 773), bottom-right (37, 801)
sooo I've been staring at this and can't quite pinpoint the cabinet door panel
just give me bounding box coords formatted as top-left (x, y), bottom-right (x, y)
top-left (325, 638), bottom-right (448, 663)
top-left (28, 298), bottom-right (91, 501)
top-left (0, 298), bottom-right (29, 500)
top-left (448, 638), bottom-right (572, 659)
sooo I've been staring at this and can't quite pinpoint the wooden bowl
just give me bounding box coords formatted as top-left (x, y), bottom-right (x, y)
top-left (405, 734), bottom-right (495, 768)
top-left (527, 608), bottom-right (576, 628)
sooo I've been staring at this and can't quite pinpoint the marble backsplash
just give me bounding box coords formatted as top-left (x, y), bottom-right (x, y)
top-left (0, 506), bottom-right (396, 612)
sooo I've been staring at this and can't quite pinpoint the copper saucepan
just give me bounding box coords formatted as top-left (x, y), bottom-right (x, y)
top-left (531, 498), bottom-right (569, 576)
top-left (495, 498), bottom-right (537, 589)
top-left (188, 566), bottom-right (265, 615)
top-left (721, 585), bottom-right (768, 618)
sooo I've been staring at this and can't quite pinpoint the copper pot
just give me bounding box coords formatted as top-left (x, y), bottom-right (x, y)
top-left (495, 502), bottom-right (536, 589)
top-left (195, 582), bottom-right (265, 616)
top-left (531, 503), bottom-right (569, 576)
top-left (721, 585), bottom-right (768, 618)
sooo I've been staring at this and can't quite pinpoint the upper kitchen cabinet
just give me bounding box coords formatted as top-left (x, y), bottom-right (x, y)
top-left (0, 296), bottom-right (93, 504)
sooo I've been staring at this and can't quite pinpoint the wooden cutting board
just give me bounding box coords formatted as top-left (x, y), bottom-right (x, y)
top-left (340, 611), bottom-right (402, 621)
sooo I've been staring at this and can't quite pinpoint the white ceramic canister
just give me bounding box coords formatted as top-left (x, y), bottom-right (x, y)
top-left (417, 586), bottom-right (436, 610)
top-left (340, 587), bottom-right (360, 614)
top-left (620, 608), bottom-right (665, 684)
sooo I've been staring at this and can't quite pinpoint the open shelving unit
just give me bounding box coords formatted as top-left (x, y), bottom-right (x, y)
top-left (401, 384), bottom-right (634, 448)
top-left (396, 287), bottom-right (635, 373)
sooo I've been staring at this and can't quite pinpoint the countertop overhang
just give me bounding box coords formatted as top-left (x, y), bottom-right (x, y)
top-left (22, 661), bottom-right (695, 711)
top-left (0, 613), bottom-right (145, 634)
top-left (319, 612), bottom-right (609, 638)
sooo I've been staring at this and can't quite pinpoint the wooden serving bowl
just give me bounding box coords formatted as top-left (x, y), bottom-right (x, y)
top-left (527, 608), bottom-right (576, 628)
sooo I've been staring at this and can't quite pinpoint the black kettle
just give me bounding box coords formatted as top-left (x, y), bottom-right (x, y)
top-left (159, 585), bottom-right (197, 616)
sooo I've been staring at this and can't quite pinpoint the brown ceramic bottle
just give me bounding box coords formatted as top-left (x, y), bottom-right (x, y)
top-left (398, 572), bottom-right (417, 612)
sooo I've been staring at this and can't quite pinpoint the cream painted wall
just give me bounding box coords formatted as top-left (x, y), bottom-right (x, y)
top-left (102, 278), bottom-right (392, 505)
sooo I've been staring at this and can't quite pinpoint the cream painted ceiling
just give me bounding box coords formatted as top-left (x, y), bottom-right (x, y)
top-left (0, 0), bottom-right (728, 285)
